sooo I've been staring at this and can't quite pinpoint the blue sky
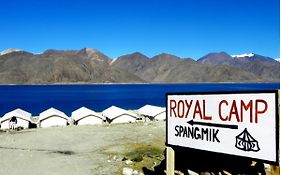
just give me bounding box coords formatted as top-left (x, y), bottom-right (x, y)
top-left (0, 0), bottom-right (279, 59)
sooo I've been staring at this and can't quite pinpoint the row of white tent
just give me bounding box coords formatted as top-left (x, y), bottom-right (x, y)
top-left (0, 105), bottom-right (166, 129)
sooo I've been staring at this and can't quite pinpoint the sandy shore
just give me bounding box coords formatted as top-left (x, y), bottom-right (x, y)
top-left (0, 122), bottom-right (165, 175)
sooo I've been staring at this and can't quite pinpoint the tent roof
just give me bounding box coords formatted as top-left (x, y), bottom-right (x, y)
top-left (138, 105), bottom-right (166, 117)
top-left (236, 128), bottom-right (256, 142)
top-left (0, 108), bottom-right (32, 122)
top-left (71, 106), bottom-right (104, 121)
top-left (39, 107), bottom-right (69, 121)
top-left (102, 106), bottom-right (137, 120)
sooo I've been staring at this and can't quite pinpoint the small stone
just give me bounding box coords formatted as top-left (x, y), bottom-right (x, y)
top-left (125, 160), bottom-right (133, 165)
top-left (222, 170), bottom-right (231, 175)
top-left (132, 170), bottom-right (139, 175)
top-left (123, 167), bottom-right (133, 175)
top-left (188, 169), bottom-right (199, 175)
top-left (117, 157), bottom-right (123, 161)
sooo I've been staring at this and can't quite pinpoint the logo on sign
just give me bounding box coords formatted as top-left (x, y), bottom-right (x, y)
top-left (235, 128), bottom-right (260, 152)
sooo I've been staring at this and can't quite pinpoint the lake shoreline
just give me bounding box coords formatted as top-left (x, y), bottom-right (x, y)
top-left (0, 81), bottom-right (279, 86)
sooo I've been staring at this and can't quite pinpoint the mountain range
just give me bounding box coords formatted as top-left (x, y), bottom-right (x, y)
top-left (0, 48), bottom-right (279, 84)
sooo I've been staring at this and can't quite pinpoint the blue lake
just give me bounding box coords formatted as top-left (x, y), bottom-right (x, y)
top-left (0, 83), bottom-right (279, 116)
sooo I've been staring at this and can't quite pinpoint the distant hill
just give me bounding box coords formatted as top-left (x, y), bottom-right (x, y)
top-left (113, 54), bottom-right (263, 83)
top-left (0, 48), bottom-right (279, 84)
top-left (0, 48), bottom-right (144, 84)
top-left (197, 52), bottom-right (280, 81)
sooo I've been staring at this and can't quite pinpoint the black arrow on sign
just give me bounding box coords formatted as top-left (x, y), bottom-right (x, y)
top-left (187, 120), bottom-right (238, 129)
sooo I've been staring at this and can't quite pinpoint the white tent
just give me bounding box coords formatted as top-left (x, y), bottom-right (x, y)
top-left (102, 106), bottom-right (138, 124)
top-left (38, 107), bottom-right (69, 128)
top-left (71, 107), bottom-right (105, 125)
top-left (137, 105), bottom-right (166, 121)
top-left (0, 108), bottom-right (32, 129)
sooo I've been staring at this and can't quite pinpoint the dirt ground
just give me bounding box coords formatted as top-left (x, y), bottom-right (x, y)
top-left (0, 122), bottom-right (166, 175)
top-left (0, 122), bottom-right (279, 175)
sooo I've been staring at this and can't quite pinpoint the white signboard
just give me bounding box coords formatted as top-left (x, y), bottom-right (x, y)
top-left (166, 91), bottom-right (279, 163)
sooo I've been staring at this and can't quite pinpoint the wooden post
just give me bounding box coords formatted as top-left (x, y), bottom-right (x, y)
top-left (166, 146), bottom-right (175, 175)
top-left (277, 89), bottom-right (281, 165)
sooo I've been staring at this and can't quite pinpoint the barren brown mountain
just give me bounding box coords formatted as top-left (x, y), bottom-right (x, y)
top-left (0, 48), bottom-right (279, 84)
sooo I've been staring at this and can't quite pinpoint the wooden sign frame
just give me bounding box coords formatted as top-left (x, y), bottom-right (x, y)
top-left (166, 90), bottom-right (279, 165)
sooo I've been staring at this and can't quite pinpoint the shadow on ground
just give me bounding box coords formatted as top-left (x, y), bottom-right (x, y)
top-left (143, 147), bottom-right (276, 175)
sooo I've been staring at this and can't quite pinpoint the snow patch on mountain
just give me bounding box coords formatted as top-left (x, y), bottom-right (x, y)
top-left (110, 58), bottom-right (117, 65)
top-left (0, 48), bottom-right (22, 56)
top-left (231, 53), bottom-right (255, 58)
